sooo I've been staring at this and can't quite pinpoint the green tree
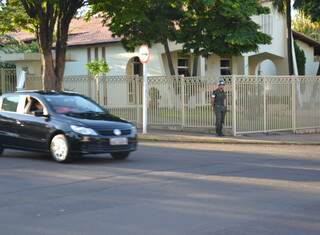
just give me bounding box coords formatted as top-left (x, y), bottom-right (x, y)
top-left (0, 0), bottom-right (35, 34)
top-left (293, 12), bottom-right (320, 42)
top-left (294, 0), bottom-right (320, 75)
top-left (89, 0), bottom-right (272, 76)
top-left (88, 0), bottom-right (184, 76)
top-left (272, 0), bottom-right (295, 75)
top-left (0, 39), bottom-right (39, 53)
top-left (294, 0), bottom-right (320, 22)
top-left (0, 0), bottom-right (86, 90)
top-left (86, 60), bottom-right (110, 77)
top-left (178, 0), bottom-right (272, 58)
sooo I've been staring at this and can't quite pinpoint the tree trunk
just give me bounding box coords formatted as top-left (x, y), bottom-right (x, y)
top-left (163, 39), bottom-right (176, 76)
top-left (55, 16), bottom-right (72, 91)
top-left (317, 63), bottom-right (320, 76)
top-left (286, 0), bottom-right (294, 75)
top-left (42, 50), bottom-right (58, 90)
top-left (37, 18), bottom-right (57, 90)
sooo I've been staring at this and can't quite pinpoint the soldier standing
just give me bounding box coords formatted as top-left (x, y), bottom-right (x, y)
top-left (211, 80), bottom-right (227, 136)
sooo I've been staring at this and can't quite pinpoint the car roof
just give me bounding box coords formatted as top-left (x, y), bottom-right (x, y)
top-left (3, 90), bottom-right (80, 96)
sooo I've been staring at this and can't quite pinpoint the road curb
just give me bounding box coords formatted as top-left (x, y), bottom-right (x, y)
top-left (138, 134), bottom-right (320, 146)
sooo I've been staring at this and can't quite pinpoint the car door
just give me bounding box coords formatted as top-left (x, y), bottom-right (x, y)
top-left (0, 94), bottom-right (21, 147)
top-left (14, 95), bottom-right (53, 151)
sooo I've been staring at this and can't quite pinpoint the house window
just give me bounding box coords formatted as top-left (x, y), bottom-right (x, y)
top-left (220, 58), bottom-right (232, 75)
top-left (261, 14), bottom-right (273, 36)
top-left (102, 47), bottom-right (106, 61)
top-left (177, 57), bottom-right (190, 77)
top-left (133, 57), bottom-right (143, 76)
top-left (94, 47), bottom-right (99, 60)
top-left (87, 48), bottom-right (91, 63)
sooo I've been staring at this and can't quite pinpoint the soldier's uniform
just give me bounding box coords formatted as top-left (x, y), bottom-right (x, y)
top-left (212, 87), bottom-right (227, 136)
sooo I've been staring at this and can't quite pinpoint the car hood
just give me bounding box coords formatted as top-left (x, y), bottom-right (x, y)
top-left (62, 113), bottom-right (133, 130)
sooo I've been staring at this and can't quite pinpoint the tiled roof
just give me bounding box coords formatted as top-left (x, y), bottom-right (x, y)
top-left (293, 30), bottom-right (320, 56)
top-left (67, 17), bottom-right (121, 46)
top-left (7, 31), bottom-right (35, 43)
top-left (7, 17), bottom-right (121, 47)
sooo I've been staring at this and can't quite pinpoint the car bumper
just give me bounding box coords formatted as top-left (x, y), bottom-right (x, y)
top-left (67, 133), bottom-right (138, 154)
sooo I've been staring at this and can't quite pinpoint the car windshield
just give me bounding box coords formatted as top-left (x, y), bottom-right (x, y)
top-left (43, 94), bottom-right (105, 114)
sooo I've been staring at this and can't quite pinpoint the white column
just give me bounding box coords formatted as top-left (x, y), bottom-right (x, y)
top-left (291, 32), bottom-right (299, 76)
top-left (142, 63), bottom-right (148, 134)
top-left (244, 55), bottom-right (249, 76)
top-left (200, 56), bottom-right (206, 76)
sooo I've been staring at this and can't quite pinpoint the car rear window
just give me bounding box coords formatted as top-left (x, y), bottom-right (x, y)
top-left (2, 95), bottom-right (20, 112)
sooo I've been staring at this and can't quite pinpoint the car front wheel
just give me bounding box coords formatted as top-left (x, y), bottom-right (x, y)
top-left (111, 152), bottom-right (130, 160)
top-left (50, 134), bottom-right (72, 163)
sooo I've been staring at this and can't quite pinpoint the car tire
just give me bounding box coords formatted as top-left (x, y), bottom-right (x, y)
top-left (111, 152), bottom-right (130, 160)
top-left (50, 134), bottom-right (72, 163)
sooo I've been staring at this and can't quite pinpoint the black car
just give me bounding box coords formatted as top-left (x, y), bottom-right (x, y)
top-left (0, 91), bottom-right (138, 163)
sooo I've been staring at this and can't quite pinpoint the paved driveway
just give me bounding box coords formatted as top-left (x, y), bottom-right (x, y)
top-left (0, 143), bottom-right (320, 235)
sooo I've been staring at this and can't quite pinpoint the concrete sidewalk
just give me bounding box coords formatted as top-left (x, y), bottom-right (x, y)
top-left (138, 130), bottom-right (320, 145)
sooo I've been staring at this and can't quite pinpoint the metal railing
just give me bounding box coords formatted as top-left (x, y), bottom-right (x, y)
top-left (0, 68), bottom-right (17, 94)
top-left (21, 74), bottom-right (320, 135)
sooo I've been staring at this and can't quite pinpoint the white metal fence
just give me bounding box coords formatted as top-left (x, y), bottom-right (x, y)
top-left (17, 74), bottom-right (320, 135)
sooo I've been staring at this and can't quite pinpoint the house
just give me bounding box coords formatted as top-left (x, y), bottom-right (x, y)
top-left (293, 31), bottom-right (320, 75)
top-left (0, 0), bottom-right (319, 81)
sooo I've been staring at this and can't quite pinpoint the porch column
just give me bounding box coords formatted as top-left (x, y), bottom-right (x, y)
top-left (199, 56), bottom-right (206, 76)
top-left (244, 55), bottom-right (249, 76)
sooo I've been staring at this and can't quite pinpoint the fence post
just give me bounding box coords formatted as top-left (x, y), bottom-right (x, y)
top-left (0, 69), bottom-right (5, 94)
top-left (95, 75), bottom-right (100, 104)
top-left (181, 76), bottom-right (185, 130)
top-left (292, 77), bottom-right (297, 133)
top-left (263, 78), bottom-right (267, 133)
top-left (88, 76), bottom-right (92, 99)
top-left (232, 75), bottom-right (237, 136)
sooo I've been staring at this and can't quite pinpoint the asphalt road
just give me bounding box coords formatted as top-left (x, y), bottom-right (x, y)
top-left (0, 142), bottom-right (320, 235)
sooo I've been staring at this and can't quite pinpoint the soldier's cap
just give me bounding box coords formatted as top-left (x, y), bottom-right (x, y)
top-left (218, 80), bottom-right (225, 86)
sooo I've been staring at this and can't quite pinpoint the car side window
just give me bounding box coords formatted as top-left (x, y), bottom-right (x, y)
top-left (1, 95), bottom-right (20, 112)
top-left (23, 96), bottom-right (47, 116)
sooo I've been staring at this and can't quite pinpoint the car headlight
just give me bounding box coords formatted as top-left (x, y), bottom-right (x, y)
top-left (131, 126), bottom-right (137, 135)
top-left (71, 125), bottom-right (98, 136)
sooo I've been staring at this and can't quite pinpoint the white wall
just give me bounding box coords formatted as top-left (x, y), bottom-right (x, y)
top-left (16, 61), bottom-right (41, 77)
top-left (65, 43), bottom-right (167, 77)
top-left (296, 40), bottom-right (319, 75)
top-left (249, 2), bottom-right (287, 58)
top-left (64, 48), bottom-right (89, 76)
top-left (257, 59), bottom-right (278, 75)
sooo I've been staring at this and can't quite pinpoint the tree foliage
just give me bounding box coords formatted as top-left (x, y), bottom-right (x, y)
top-left (89, 0), bottom-right (183, 52)
top-left (178, 0), bottom-right (272, 57)
top-left (0, 39), bottom-right (39, 53)
top-left (0, 0), bottom-right (35, 34)
top-left (88, 0), bottom-right (184, 75)
top-left (0, 62), bottom-right (15, 69)
top-left (294, 0), bottom-right (320, 22)
top-left (86, 60), bottom-right (110, 76)
top-left (293, 12), bottom-right (320, 42)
